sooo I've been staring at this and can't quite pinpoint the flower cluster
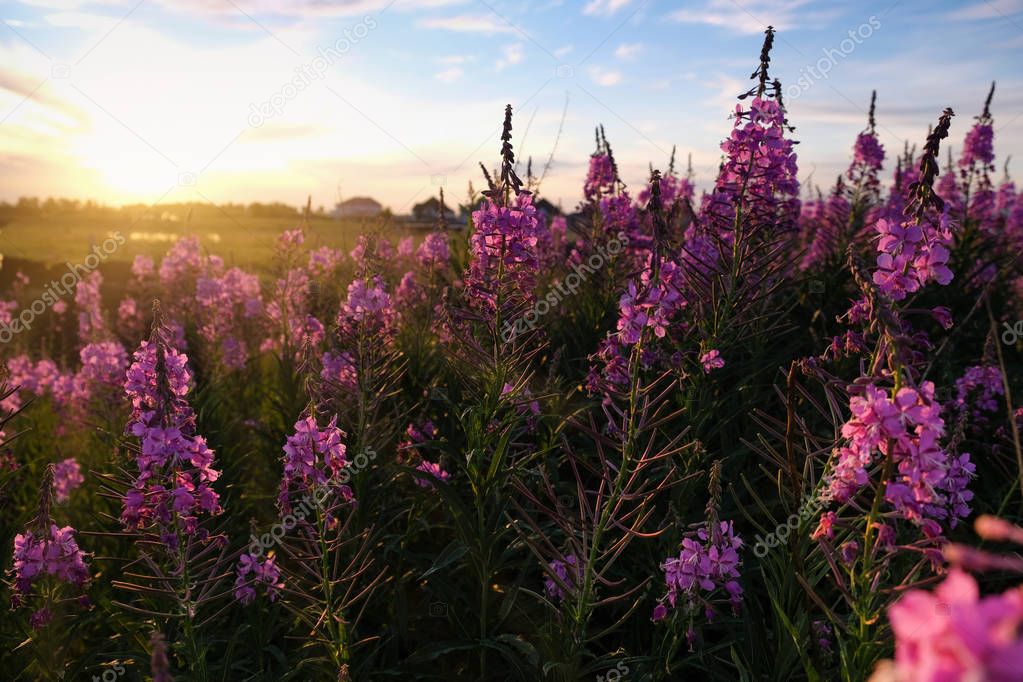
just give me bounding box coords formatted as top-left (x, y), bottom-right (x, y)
top-left (584, 152), bottom-right (616, 202)
top-left (414, 461), bottom-right (450, 489)
top-left (416, 232), bottom-right (450, 269)
top-left (121, 338), bottom-right (223, 540)
top-left (873, 217), bottom-right (953, 301)
top-left (52, 458), bottom-right (83, 503)
top-left (883, 569), bottom-right (1023, 681)
top-left (10, 524), bottom-right (90, 608)
top-left (308, 245), bottom-right (344, 278)
top-left (234, 552), bottom-right (284, 605)
top-left (277, 415), bottom-right (353, 516)
top-left (465, 191), bottom-right (546, 312)
top-left (73, 340), bottom-right (128, 405)
top-left (703, 96), bottom-right (800, 237)
top-left (543, 554), bottom-right (580, 602)
top-left (75, 270), bottom-right (106, 343)
top-left (852, 131), bottom-right (885, 175)
top-left (826, 381), bottom-right (973, 531)
top-left (955, 365), bottom-right (1004, 415)
top-left (320, 351), bottom-right (358, 393)
top-left (700, 350), bottom-right (725, 373)
top-left (338, 275), bottom-right (396, 342)
top-left (655, 521), bottom-right (743, 620)
top-left (195, 267), bottom-right (264, 369)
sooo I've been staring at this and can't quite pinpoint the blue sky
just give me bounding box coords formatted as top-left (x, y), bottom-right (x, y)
top-left (1, 0), bottom-right (1021, 212)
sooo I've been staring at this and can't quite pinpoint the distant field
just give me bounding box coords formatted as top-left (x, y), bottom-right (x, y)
top-left (0, 213), bottom-right (438, 271)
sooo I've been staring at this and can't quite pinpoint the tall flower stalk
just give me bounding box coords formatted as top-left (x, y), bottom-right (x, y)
top-left (108, 302), bottom-right (230, 681)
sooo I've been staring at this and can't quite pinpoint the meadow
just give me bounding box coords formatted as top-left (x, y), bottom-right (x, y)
top-left (2, 27), bottom-right (1023, 682)
top-left (0, 212), bottom-right (413, 269)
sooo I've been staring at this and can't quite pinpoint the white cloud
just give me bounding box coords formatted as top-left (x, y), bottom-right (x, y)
top-left (588, 66), bottom-right (622, 86)
top-left (948, 0), bottom-right (1023, 20)
top-left (434, 66), bottom-right (463, 82)
top-left (420, 14), bottom-right (515, 34)
top-left (583, 0), bottom-right (633, 17)
top-left (496, 43), bottom-right (524, 70)
top-left (44, 11), bottom-right (123, 30)
top-left (667, 0), bottom-right (835, 35)
top-left (438, 54), bottom-right (474, 65)
top-left (614, 42), bottom-right (643, 60)
top-left (554, 44), bottom-right (573, 58)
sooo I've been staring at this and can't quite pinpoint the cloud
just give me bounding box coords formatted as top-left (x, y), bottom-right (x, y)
top-left (0, 68), bottom-right (87, 124)
top-left (434, 66), bottom-right (463, 82)
top-left (583, 0), bottom-right (633, 17)
top-left (614, 42), bottom-right (642, 60)
top-left (554, 44), bottom-right (573, 58)
top-left (44, 11), bottom-right (124, 30)
top-left (420, 14), bottom-right (515, 34)
top-left (245, 122), bottom-right (324, 141)
top-left (16, 0), bottom-right (128, 8)
top-left (438, 54), bottom-right (474, 65)
top-left (588, 66), bottom-right (622, 86)
top-left (496, 43), bottom-right (524, 70)
top-left (667, 0), bottom-right (836, 34)
top-left (948, 0), bottom-right (1023, 20)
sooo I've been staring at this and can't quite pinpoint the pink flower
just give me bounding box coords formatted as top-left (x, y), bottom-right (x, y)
top-left (465, 191), bottom-right (547, 313)
top-left (52, 458), bottom-right (83, 503)
top-left (544, 554), bottom-right (580, 601)
top-left (657, 520), bottom-right (743, 618)
top-left (812, 511), bottom-right (837, 541)
top-left (887, 569), bottom-right (1023, 682)
top-left (11, 524), bottom-right (90, 604)
top-left (416, 232), bottom-right (450, 268)
top-left (414, 460), bottom-right (450, 489)
top-left (651, 603), bottom-right (669, 622)
top-left (700, 350), bottom-right (725, 373)
top-left (121, 337), bottom-right (222, 534)
top-left (338, 276), bottom-right (396, 341)
top-left (234, 552), bottom-right (284, 605)
top-left (278, 415), bottom-right (352, 515)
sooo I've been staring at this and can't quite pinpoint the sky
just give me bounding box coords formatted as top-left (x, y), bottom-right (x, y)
top-left (1, 0), bottom-right (1022, 214)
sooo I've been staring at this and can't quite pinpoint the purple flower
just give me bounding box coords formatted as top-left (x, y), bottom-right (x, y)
top-left (52, 458), bottom-right (83, 503)
top-left (584, 153), bottom-right (616, 202)
top-left (234, 552), bottom-right (284, 605)
top-left (414, 460), bottom-right (450, 489)
top-left (278, 416), bottom-right (352, 516)
top-left (416, 232), bottom-right (451, 268)
top-left (11, 524), bottom-right (90, 604)
top-left (465, 192), bottom-right (546, 313)
top-left (544, 554), bottom-right (580, 602)
top-left (886, 569), bottom-right (1023, 682)
top-left (700, 350), bottom-right (725, 373)
top-left (121, 338), bottom-right (223, 534)
top-left (657, 520), bottom-right (743, 619)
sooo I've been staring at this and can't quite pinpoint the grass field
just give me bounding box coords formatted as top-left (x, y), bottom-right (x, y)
top-left (0, 212), bottom-right (438, 271)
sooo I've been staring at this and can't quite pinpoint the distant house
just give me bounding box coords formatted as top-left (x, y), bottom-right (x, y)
top-left (412, 197), bottom-right (456, 222)
top-left (332, 197), bottom-right (382, 219)
top-left (534, 198), bottom-right (562, 217)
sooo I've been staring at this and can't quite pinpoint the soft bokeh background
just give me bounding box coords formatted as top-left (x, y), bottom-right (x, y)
top-left (1, 0), bottom-right (1021, 213)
